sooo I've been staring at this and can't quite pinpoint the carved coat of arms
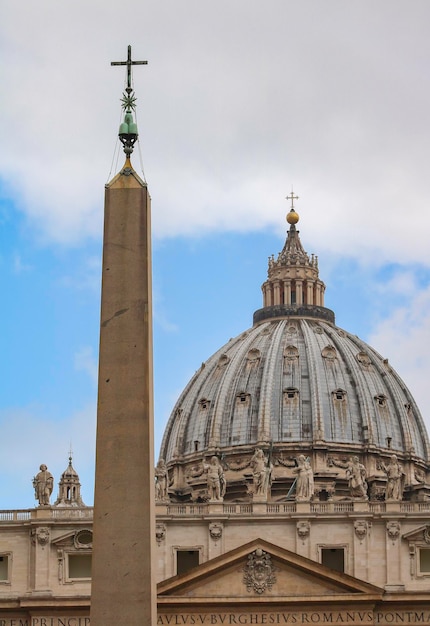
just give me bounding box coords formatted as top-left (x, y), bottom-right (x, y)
top-left (243, 549), bottom-right (277, 594)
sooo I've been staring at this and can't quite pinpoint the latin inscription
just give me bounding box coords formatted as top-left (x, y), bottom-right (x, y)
top-left (156, 613), bottom-right (430, 626)
top-left (0, 620), bottom-right (90, 626)
top-left (2, 613), bottom-right (430, 626)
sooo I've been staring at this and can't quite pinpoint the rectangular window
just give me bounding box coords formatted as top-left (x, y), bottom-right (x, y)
top-left (419, 549), bottom-right (430, 573)
top-left (321, 548), bottom-right (345, 573)
top-left (68, 554), bottom-right (92, 579)
top-left (176, 550), bottom-right (199, 576)
top-left (0, 555), bottom-right (9, 582)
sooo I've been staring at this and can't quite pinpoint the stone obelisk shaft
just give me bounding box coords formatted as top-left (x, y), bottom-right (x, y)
top-left (90, 163), bottom-right (156, 625)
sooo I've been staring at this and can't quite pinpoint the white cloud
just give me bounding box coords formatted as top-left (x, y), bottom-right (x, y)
top-left (368, 283), bottom-right (430, 433)
top-left (1, 1), bottom-right (430, 269)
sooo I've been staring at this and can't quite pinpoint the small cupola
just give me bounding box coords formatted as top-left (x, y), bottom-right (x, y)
top-left (54, 455), bottom-right (85, 507)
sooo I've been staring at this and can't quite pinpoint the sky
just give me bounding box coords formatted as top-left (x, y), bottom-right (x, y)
top-left (1, 1), bottom-right (430, 509)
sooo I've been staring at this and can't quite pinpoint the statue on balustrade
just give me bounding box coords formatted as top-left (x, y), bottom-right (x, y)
top-left (33, 464), bottom-right (54, 506)
top-left (250, 448), bottom-right (273, 499)
top-left (346, 456), bottom-right (368, 499)
top-left (203, 456), bottom-right (226, 501)
top-left (294, 455), bottom-right (314, 501)
top-left (155, 458), bottom-right (169, 502)
top-left (382, 454), bottom-right (405, 501)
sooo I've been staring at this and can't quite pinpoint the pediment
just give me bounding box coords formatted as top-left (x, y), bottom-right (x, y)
top-left (51, 531), bottom-right (76, 547)
top-left (51, 528), bottom-right (93, 549)
top-left (157, 538), bottom-right (382, 602)
top-left (403, 524), bottom-right (430, 543)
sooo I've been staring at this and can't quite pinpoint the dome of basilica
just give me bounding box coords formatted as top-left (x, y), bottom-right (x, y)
top-left (160, 204), bottom-right (430, 503)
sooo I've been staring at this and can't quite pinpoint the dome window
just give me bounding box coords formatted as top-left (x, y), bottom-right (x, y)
top-left (284, 345), bottom-right (299, 360)
top-left (236, 392), bottom-right (249, 403)
top-left (217, 354), bottom-right (230, 368)
top-left (284, 387), bottom-right (299, 401)
top-left (247, 348), bottom-right (261, 363)
top-left (375, 394), bottom-right (387, 408)
top-left (356, 351), bottom-right (372, 367)
top-left (322, 346), bottom-right (337, 360)
top-left (198, 398), bottom-right (210, 410)
top-left (333, 389), bottom-right (346, 402)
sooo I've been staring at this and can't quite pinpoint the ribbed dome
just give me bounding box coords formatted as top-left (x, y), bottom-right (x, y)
top-left (159, 206), bottom-right (430, 503)
top-left (161, 317), bottom-right (428, 459)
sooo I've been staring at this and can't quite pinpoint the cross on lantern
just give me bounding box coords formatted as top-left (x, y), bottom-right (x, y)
top-left (286, 190), bottom-right (299, 210)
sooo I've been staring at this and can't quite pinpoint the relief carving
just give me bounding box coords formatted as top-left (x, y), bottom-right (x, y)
top-left (243, 549), bottom-right (277, 594)
top-left (57, 549), bottom-right (64, 581)
top-left (386, 521), bottom-right (400, 541)
top-left (414, 468), bottom-right (426, 484)
top-left (327, 456), bottom-right (348, 470)
top-left (31, 526), bottom-right (50, 546)
top-left (156, 523), bottom-right (166, 544)
top-left (185, 464), bottom-right (204, 480)
top-left (274, 455), bottom-right (296, 469)
top-left (296, 521), bottom-right (310, 539)
top-left (209, 522), bottom-right (223, 541)
top-left (224, 457), bottom-right (252, 472)
top-left (354, 520), bottom-right (370, 541)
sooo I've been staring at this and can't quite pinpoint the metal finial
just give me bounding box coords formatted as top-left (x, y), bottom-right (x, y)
top-left (111, 45), bottom-right (148, 156)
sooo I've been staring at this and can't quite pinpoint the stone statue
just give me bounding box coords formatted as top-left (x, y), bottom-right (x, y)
top-left (203, 456), bottom-right (226, 501)
top-left (382, 454), bottom-right (405, 501)
top-left (294, 455), bottom-right (314, 501)
top-left (250, 448), bottom-right (273, 498)
top-left (346, 456), bottom-right (368, 499)
top-left (155, 458), bottom-right (169, 502)
top-left (33, 464), bottom-right (54, 506)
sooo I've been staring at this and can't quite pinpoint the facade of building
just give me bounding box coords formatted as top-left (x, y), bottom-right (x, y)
top-left (1, 205), bottom-right (430, 625)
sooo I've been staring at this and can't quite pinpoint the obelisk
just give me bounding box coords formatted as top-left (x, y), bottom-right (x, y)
top-left (90, 46), bottom-right (156, 626)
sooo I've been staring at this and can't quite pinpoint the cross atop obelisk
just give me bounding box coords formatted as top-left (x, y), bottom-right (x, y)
top-left (111, 44), bottom-right (148, 93)
top-left (111, 45), bottom-right (148, 157)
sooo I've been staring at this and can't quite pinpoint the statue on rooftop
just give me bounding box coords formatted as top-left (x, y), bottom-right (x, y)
top-left (250, 448), bottom-right (273, 499)
top-left (294, 455), bottom-right (314, 501)
top-left (155, 458), bottom-right (169, 502)
top-left (203, 456), bottom-right (226, 501)
top-left (346, 456), bottom-right (368, 499)
top-left (33, 464), bottom-right (54, 506)
top-left (382, 454), bottom-right (405, 501)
